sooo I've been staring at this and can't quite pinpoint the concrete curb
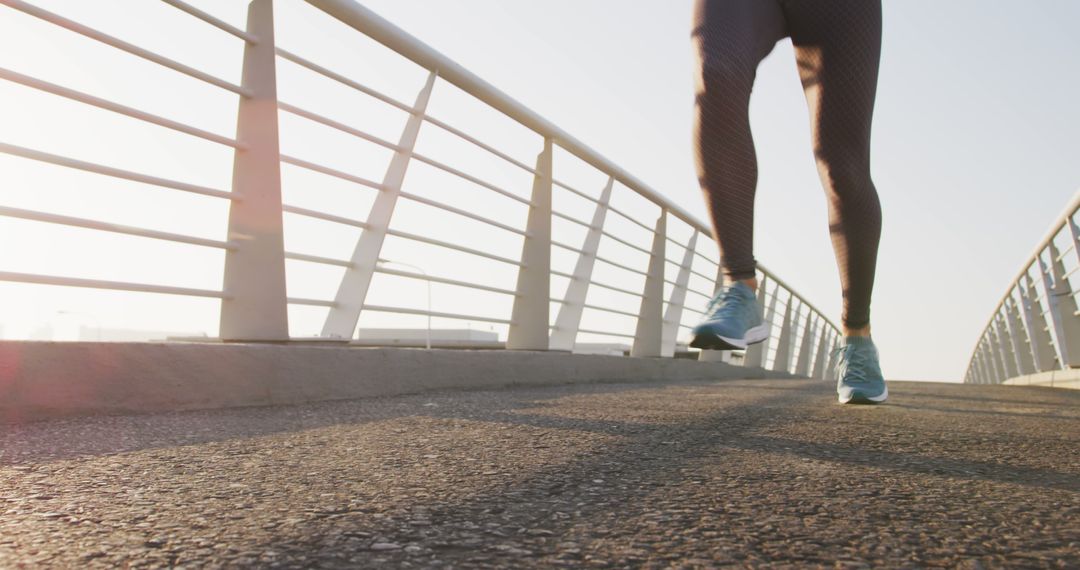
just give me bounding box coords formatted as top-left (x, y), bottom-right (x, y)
top-left (1002, 369), bottom-right (1080, 390)
top-left (0, 341), bottom-right (800, 423)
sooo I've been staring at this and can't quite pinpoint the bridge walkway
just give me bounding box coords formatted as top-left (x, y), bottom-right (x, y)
top-left (1, 378), bottom-right (1077, 567)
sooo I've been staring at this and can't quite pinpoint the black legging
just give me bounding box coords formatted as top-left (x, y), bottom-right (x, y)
top-left (692, 0), bottom-right (882, 329)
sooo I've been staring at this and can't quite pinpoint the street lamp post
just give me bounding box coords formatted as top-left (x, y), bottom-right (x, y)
top-left (376, 258), bottom-right (431, 349)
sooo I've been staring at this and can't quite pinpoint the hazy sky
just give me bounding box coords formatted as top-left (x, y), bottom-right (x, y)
top-left (1, 1), bottom-right (1078, 381)
top-left (356, 0), bottom-right (1080, 380)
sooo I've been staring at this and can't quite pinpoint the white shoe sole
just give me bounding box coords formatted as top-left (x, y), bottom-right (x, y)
top-left (714, 323), bottom-right (771, 350)
top-left (838, 385), bottom-right (889, 404)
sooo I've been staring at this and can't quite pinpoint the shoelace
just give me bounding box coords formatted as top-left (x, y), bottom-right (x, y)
top-left (705, 286), bottom-right (746, 321)
top-left (832, 344), bottom-right (871, 383)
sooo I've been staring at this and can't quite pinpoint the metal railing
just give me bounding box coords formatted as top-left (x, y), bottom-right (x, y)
top-left (965, 189), bottom-right (1080, 384)
top-left (0, 0), bottom-right (841, 377)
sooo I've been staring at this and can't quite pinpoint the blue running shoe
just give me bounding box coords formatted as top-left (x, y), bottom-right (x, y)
top-left (834, 336), bottom-right (888, 404)
top-left (689, 282), bottom-right (769, 350)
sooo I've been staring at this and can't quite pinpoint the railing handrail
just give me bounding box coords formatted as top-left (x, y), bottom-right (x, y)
top-left (965, 187), bottom-right (1080, 383)
top-left (979, 188), bottom-right (1080, 334)
top-left (303, 0), bottom-right (842, 336)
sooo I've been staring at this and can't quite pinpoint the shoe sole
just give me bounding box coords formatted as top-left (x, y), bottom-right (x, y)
top-left (838, 385), bottom-right (889, 405)
top-left (690, 323), bottom-right (770, 351)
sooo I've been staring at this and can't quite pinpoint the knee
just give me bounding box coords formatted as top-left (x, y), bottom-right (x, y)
top-left (695, 55), bottom-right (755, 101)
top-left (814, 147), bottom-right (875, 200)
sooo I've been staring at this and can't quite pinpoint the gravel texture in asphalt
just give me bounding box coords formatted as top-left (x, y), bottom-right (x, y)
top-left (1, 378), bottom-right (1078, 568)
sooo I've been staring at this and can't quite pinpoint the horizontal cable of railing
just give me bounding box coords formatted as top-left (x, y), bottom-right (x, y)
top-left (399, 191), bottom-right (529, 236)
top-left (0, 67), bottom-right (243, 148)
top-left (284, 251), bottom-right (353, 269)
top-left (410, 152), bottom-right (533, 206)
top-left (383, 229), bottom-right (525, 267)
top-left (279, 154), bottom-right (385, 191)
top-left (0, 142), bottom-right (236, 200)
top-left (278, 101), bottom-right (401, 152)
top-left (0, 270), bottom-right (224, 298)
top-left (160, 0), bottom-right (258, 44)
top-left (571, 327), bottom-right (635, 339)
top-left (0, 205), bottom-right (235, 250)
top-left (372, 266), bottom-right (517, 296)
top-left (1, 0), bottom-right (250, 96)
top-left (360, 304), bottom-right (512, 325)
top-left (283, 205), bottom-right (369, 229)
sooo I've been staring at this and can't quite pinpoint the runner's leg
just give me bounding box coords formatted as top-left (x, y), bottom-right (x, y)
top-left (783, 0), bottom-right (883, 330)
top-left (692, 0), bottom-right (787, 283)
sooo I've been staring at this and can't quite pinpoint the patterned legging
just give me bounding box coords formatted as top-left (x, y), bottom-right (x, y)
top-left (692, 0), bottom-right (882, 329)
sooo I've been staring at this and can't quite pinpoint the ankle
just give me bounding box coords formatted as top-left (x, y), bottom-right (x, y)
top-left (844, 324), bottom-right (871, 338)
top-left (724, 277), bottom-right (758, 292)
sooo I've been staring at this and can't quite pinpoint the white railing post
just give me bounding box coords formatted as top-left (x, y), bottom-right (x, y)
top-left (988, 323), bottom-right (1009, 381)
top-left (549, 177), bottom-right (612, 352)
top-left (980, 347), bottom-right (994, 384)
top-left (988, 342), bottom-right (1001, 383)
top-left (751, 280), bottom-right (777, 369)
top-left (1069, 218), bottom-right (1080, 268)
top-left (809, 318), bottom-right (822, 376)
top-left (970, 348), bottom-right (983, 384)
top-left (983, 339), bottom-right (1002, 384)
top-left (1005, 296), bottom-right (1034, 376)
top-left (971, 343), bottom-right (984, 384)
top-left (743, 275), bottom-right (769, 368)
top-left (994, 313), bottom-right (1018, 379)
top-left (322, 70), bottom-right (437, 339)
top-left (772, 298), bottom-right (794, 373)
top-left (631, 211), bottom-right (666, 357)
top-left (661, 230), bottom-right (698, 357)
top-left (220, 0), bottom-right (288, 341)
top-left (982, 345), bottom-right (996, 384)
top-left (824, 333), bottom-right (840, 381)
top-left (811, 319), bottom-right (829, 380)
top-left (744, 275), bottom-right (766, 365)
top-left (1042, 242), bottom-right (1080, 367)
top-left (507, 137), bottom-right (553, 350)
top-left (977, 339), bottom-right (991, 383)
top-left (992, 337), bottom-right (1006, 383)
top-left (1021, 275), bottom-right (1056, 372)
top-left (795, 310), bottom-right (814, 376)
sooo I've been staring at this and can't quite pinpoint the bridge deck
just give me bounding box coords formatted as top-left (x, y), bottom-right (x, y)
top-left (2, 379), bottom-right (1077, 567)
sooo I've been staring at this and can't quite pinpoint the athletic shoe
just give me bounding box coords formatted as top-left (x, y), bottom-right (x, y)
top-left (689, 281), bottom-right (769, 350)
top-left (834, 336), bottom-right (888, 404)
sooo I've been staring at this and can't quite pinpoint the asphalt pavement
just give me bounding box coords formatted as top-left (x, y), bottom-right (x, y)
top-left (1, 377), bottom-right (1077, 568)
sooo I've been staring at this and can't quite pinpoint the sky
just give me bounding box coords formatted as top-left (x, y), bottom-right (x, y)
top-left (1, 1), bottom-right (1078, 381)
